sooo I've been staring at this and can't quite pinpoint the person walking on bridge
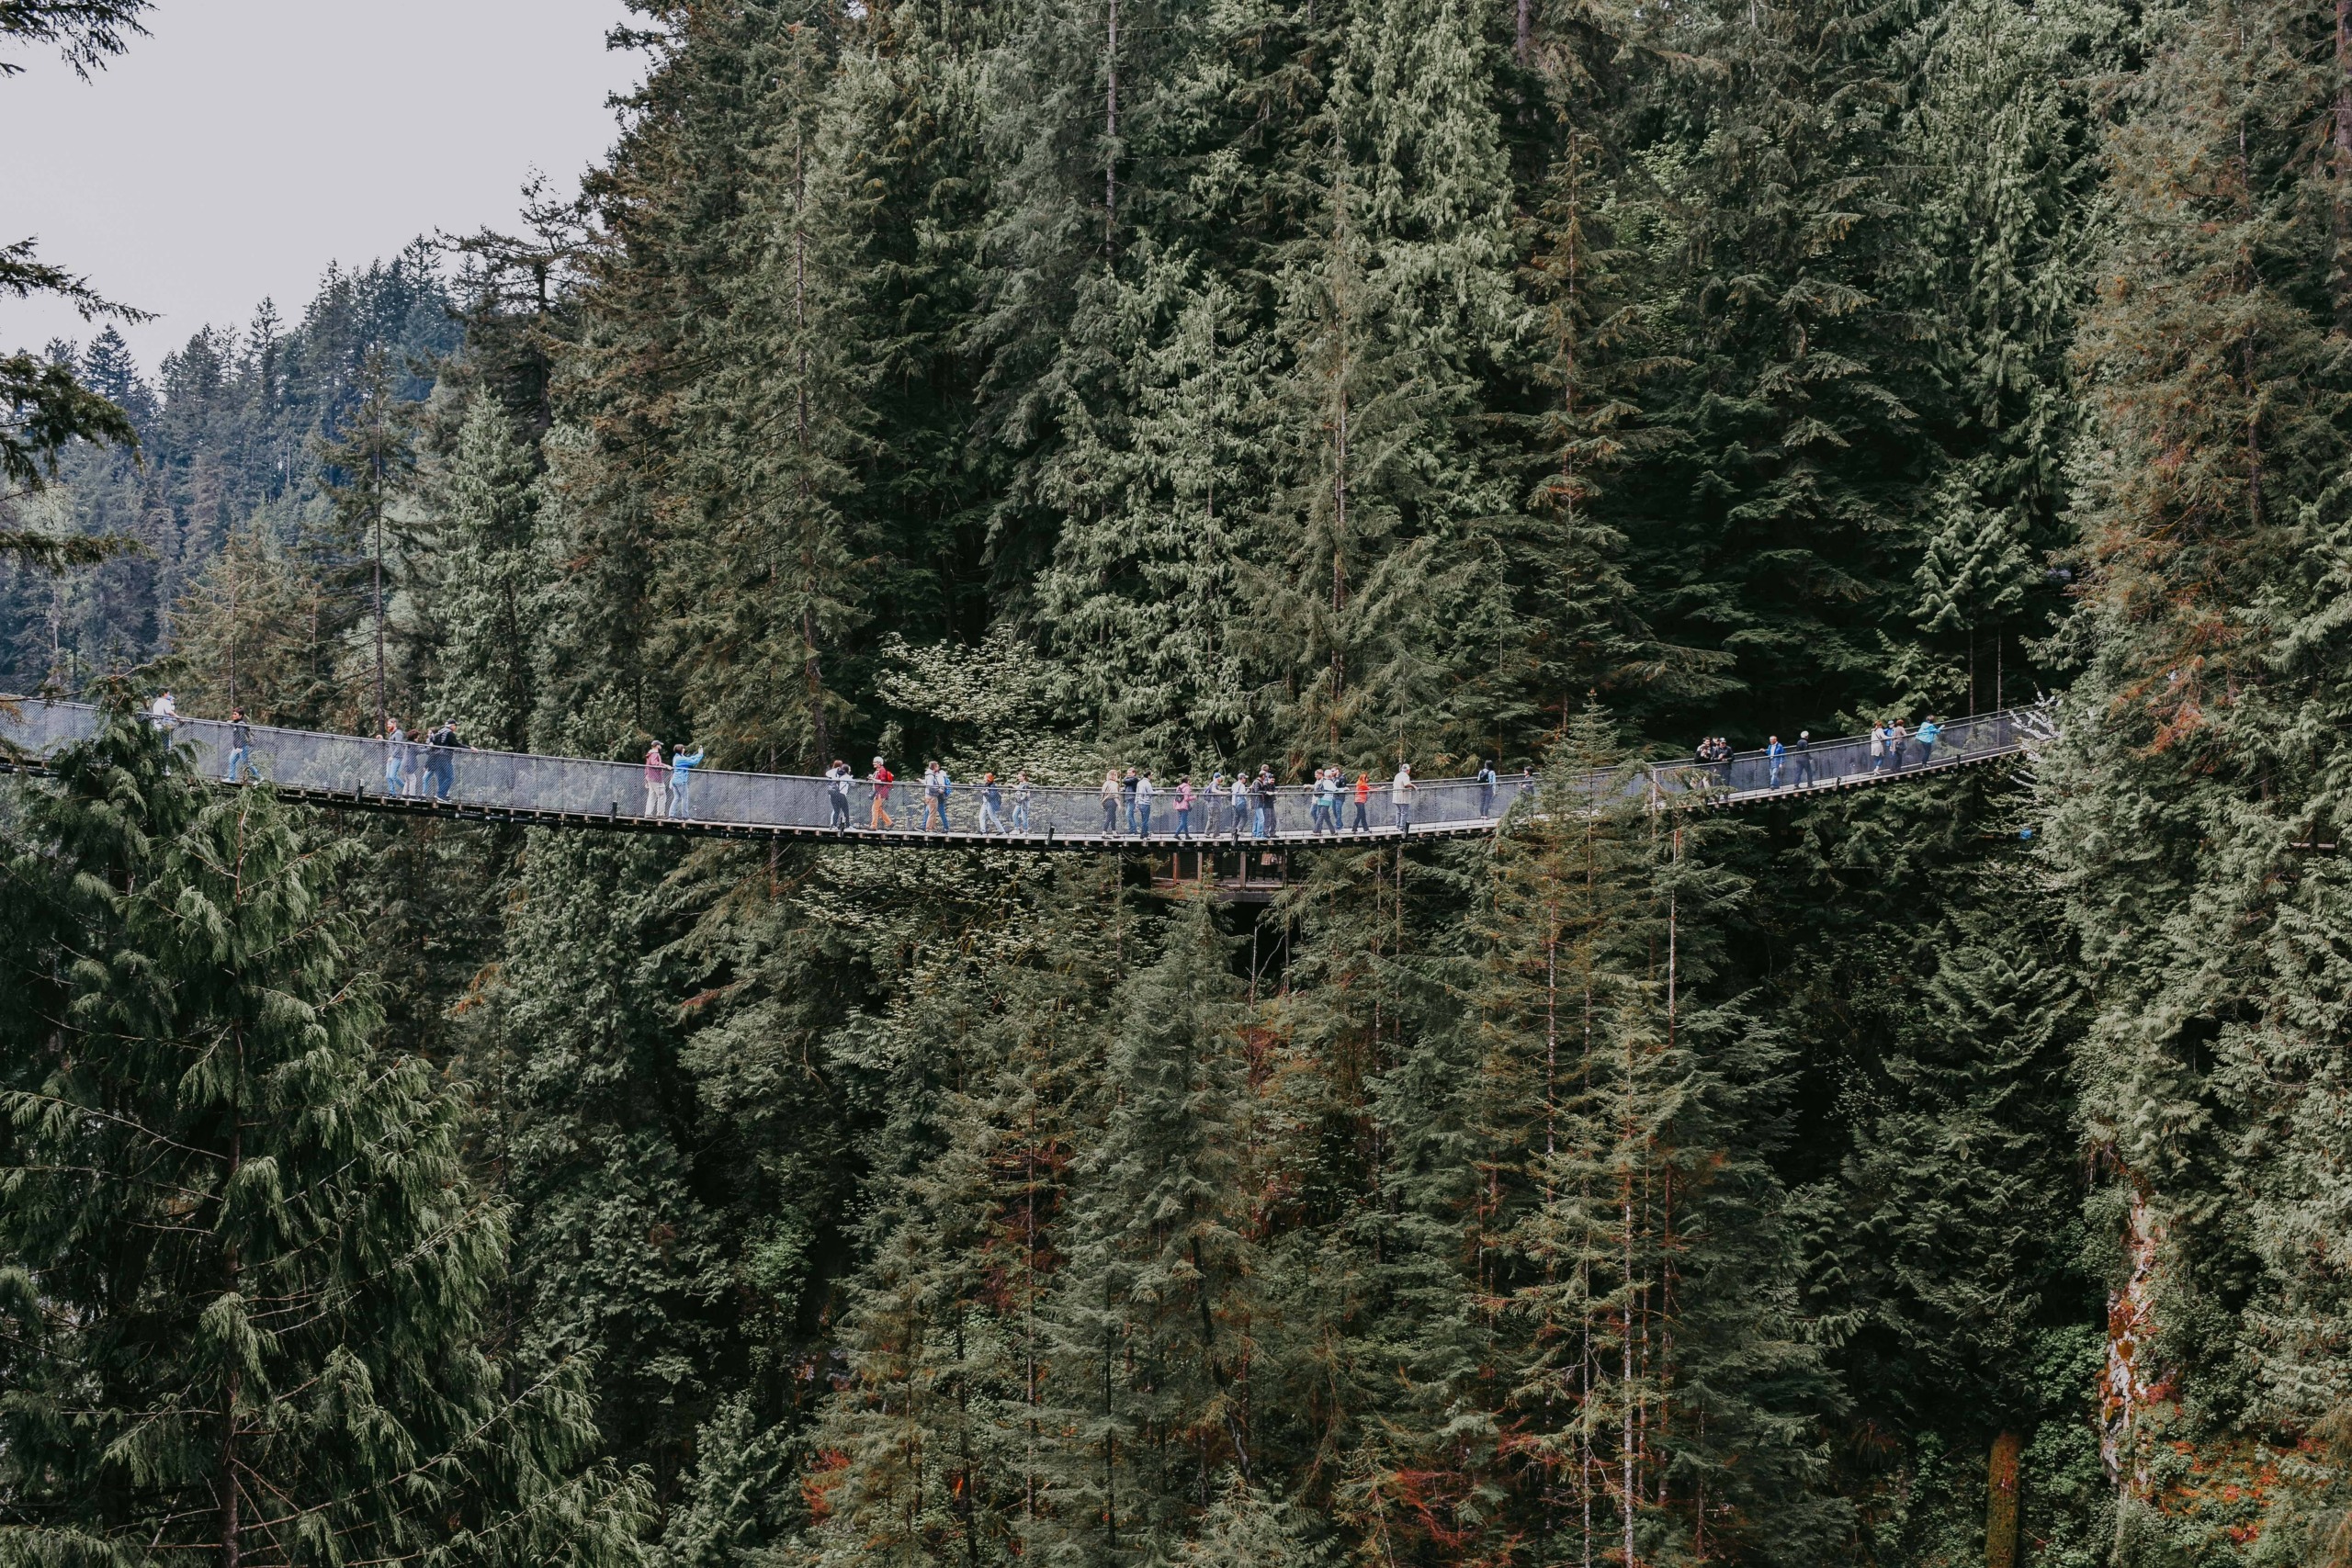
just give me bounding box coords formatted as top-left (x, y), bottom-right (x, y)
top-left (642, 743), bottom-right (667, 816)
top-left (1351, 771), bottom-right (1372, 831)
top-left (1768, 735), bottom-right (1785, 790)
top-left (1314, 767), bottom-right (1340, 834)
top-left (869, 757), bottom-right (896, 829)
top-left (922, 761), bottom-right (953, 831)
top-left (1102, 770), bottom-right (1122, 837)
top-left (1795, 730), bottom-right (1814, 786)
top-left (226, 709), bottom-right (256, 784)
top-left (1173, 775), bottom-right (1194, 838)
top-left (1135, 770), bottom-right (1156, 837)
top-left (980, 773), bottom-right (1008, 834)
top-left (826, 760), bottom-right (853, 829)
top-left (1476, 757), bottom-right (1497, 818)
top-left (1012, 771), bottom-right (1033, 831)
top-left (1229, 773), bottom-right (1250, 842)
top-left (381, 718), bottom-right (408, 796)
top-left (1917, 716), bottom-right (1941, 768)
top-left (668, 743), bottom-right (706, 818)
top-left (1206, 771), bottom-right (1227, 838)
top-left (1252, 767), bottom-right (1277, 839)
top-left (1392, 762), bottom-right (1417, 832)
top-left (1871, 722), bottom-right (1891, 773)
top-left (1890, 718), bottom-right (1910, 771)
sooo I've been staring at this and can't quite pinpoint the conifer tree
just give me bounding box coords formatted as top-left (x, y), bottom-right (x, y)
top-left (2042, 0), bottom-right (2352, 1540)
top-left (1036, 894), bottom-right (1257, 1557)
top-left (1033, 264), bottom-right (1265, 762)
top-left (1467, 706), bottom-right (1844, 1562)
top-left (668, 7), bottom-right (875, 772)
top-left (314, 345), bottom-right (420, 735)
top-left (802, 862), bottom-right (1127, 1567)
top-left (169, 517), bottom-right (328, 722)
top-left (1257, 0), bottom-right (1521, 762)
top-left (0, 711), bottom-right (646, 1568)
top-left (432, 392), bottom-right (548, 751)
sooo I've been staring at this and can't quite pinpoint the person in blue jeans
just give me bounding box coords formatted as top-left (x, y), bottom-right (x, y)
top-left (427, 720), bottom-right (462, 799)
top-left (226, 709), bottom-right (257, 784)
top-left (1476, 758), bottom-right (1497, 818)
top-left (1768, 735), bottom-right (1786, 789)
top-left (668, 744), bottom-right (706, 818)
top-left (1134, 771), bottom-right (1155, 837)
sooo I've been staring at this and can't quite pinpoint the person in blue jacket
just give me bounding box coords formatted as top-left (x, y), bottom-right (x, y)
top-left (668, 744), bottom-right (706, 818)
top-left (1917, 716), bottom-right (1942, 768)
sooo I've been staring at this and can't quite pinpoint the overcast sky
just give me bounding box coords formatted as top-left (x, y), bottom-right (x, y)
top-left (3, 0), bottom-right (644, 369)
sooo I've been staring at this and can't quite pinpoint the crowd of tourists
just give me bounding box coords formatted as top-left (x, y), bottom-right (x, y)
top-left (151, 686), bottom-right (1963, 828)
top-left (794, 755), bottom-right (1528, 840)
top-left (1697, 716), bottom-right (1950, 793)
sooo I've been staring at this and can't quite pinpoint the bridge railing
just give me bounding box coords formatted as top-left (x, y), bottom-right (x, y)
top-left (1646, 709), bottom-right (2026, 803)
top-left (0, 699), bottom-right (2036, 839)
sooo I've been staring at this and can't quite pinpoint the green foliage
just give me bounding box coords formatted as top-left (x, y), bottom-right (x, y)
top-left (0, 711), bottom-right (647, 1568)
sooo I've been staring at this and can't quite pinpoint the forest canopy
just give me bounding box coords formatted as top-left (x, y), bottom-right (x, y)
top-left (8, 0), bottom-right (2352, 1563)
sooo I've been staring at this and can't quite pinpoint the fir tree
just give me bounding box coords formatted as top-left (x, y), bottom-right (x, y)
top-left (2046, 0), bottom-right (2352, 1544)
top-left (667, 6), bottom-right (875, 772)
top-left (431, 392), bottom-right (548, 751)
top-left (0, 710), bottom-right (647, 1568)
top-left (1036, 893), bottom-right (1257, 1558)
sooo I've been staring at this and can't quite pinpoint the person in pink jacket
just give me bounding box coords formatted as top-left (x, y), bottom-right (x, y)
top-left (642, 742), bottom-right (666, 817)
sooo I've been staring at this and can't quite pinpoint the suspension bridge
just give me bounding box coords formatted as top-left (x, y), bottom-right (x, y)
top-left (0, 699), bottom-right (2049, 851)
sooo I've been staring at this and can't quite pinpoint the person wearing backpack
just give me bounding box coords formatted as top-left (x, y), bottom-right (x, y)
top-left (1476, 757), bottom-right (1497, 818)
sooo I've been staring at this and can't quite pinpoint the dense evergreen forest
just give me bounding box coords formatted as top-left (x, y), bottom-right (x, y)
top-left (12, 0), bottom-right (2352, 1561)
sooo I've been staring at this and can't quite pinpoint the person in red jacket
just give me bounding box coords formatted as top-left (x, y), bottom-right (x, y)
top-left (868, 756), bottom-right (896, 829)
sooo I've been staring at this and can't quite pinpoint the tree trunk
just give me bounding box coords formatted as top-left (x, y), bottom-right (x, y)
top-left (1984, 1429), bottom-right (2022, 1568)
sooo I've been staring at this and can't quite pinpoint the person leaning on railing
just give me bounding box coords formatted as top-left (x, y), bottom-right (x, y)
top-left (668, 744), bottom-right (707, 819)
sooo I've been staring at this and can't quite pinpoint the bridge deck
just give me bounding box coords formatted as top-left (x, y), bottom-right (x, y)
top-left (0, 701), bottom-right (2041, 849)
